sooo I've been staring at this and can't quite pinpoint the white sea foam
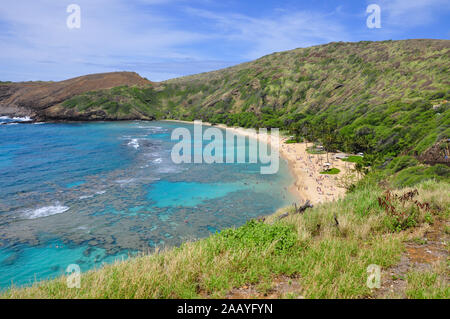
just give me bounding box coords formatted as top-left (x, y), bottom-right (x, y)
top-left (0, 116), bottom-right (32, 121)
top-left (22, 204), bottom-right (69, 219)
top-left (1, 115), bottom-right (33, 124)
top-left (128, 138), bottom-right (140, 149)
top-left (80, 190), bottom-right (105, 199)
top-left (13, 116), bottom-right (32, 122)
top-left (157, 166), bottom-right (185, 174)
top-left (115, 178), bottom-right (135, 185)
top-left (153, 158), bottom-right (162, 163)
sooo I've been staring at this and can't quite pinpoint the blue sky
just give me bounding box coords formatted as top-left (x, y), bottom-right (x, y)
top-left (1, 0), bottom-right (449, 82)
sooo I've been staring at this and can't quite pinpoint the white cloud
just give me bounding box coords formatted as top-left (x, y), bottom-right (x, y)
top-left (0, 0), bottom-right (447, 81)
top-left (0, 0), bottom-right (209, 80)
top-left (185, 7), bottom-right (350, 60)
top-left (376, 0), bottom-right (450, 27)
top-left (0, 1), bottom-right (351, 80)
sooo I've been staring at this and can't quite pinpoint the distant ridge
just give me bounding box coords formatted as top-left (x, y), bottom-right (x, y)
top-left (0, 39), bottom-right (448, 127)
top-left (0, 71), bottom-right (152, 120)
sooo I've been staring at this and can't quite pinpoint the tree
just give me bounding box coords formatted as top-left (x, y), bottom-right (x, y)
top-left (321, 122), bottom-right (339, 163)
top-left (301, 121), bottom-right (311, 147)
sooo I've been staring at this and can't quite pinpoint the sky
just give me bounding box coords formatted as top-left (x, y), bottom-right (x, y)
top-left (0, 0), bottom-right (449, 82)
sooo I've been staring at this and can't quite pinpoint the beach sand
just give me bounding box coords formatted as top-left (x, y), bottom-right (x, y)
top-left (163, 120), bottom-right (357, 205)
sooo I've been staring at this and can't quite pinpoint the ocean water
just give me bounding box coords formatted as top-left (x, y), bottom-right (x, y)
top-left (0, 119), bottom-right (295, 289)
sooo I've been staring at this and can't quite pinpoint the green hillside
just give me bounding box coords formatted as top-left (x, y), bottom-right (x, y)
top-left (62, 39), bottom-right (450, 167)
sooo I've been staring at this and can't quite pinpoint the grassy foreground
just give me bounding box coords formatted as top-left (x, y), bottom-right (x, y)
top-left (2, 179), bottom-right (449, 299)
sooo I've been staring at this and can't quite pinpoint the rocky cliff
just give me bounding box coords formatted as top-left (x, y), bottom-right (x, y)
top-left (0, 72), bottom-right (152, 121)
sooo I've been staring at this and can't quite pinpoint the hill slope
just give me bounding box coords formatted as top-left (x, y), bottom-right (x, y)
top-left (1, 39), bottom-right (449, 164)
top-left (161, 39), bottom-right (449, 120)
top-left (58, 39), bottom-right (450, 163)
top-left (0, 72), bottom-right (152, 120)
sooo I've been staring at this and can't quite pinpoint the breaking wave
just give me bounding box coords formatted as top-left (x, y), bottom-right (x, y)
top-left (22, 204), bottom-right (70, 219)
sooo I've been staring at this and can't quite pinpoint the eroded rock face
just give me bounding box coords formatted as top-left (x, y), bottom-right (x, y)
top-left (0, 84), bottom-right (34, 117)
top-left (0, 72), bottom-right (152, 121)
top-left (418, 139), bottom-right (450, 166)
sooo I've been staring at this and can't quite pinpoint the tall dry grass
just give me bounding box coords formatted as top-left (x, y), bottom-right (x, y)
top-left (2, 180), bottom-right (448, 299)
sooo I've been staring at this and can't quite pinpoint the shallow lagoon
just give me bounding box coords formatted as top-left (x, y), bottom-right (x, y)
top-left (0, 120), bottom-right (295, 288)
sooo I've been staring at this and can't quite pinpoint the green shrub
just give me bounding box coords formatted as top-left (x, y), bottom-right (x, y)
top-left (341, 156), bottom-right (364, 164)
top-left (383, 206), bottom-right (419, 232)
top-left (391, 164), bottom-right (450, 188)
top-left (320, 168), bottom-right (340, 175)
top-left (386, 156), bottom-right (419, 173)
top-left (218, 220), bottom-right (298, 254)
top-left (306, 147), bottom-right (326, 154)
top-left (378, 189), bottom-right (440, 232)
top-left (285, 138), bottom-right (301, 144)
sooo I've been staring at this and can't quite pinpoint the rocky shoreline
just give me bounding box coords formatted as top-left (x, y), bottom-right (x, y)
top-left (0, 71), bottom-right (153, 122)
top-left (0, 115), bottom-right (155, 124)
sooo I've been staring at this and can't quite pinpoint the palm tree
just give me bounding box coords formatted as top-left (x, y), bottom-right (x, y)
top-left (321, 122), bottom-right (336, 163)
top-left (301, 121), bottom-right (310, 147)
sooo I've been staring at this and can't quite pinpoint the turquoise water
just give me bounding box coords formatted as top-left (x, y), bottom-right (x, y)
top-left (0, 120), bottom-right (295, 289)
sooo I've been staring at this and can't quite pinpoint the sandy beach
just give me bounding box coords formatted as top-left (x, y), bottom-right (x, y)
top-left (276, 138), bottom-right (356, 205)
top-left (164, 120), bottom-right (357, 205)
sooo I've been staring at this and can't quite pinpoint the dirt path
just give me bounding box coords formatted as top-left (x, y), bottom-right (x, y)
top-left (221, 221), bottom-right (448, 300)
top-left (375, 221), bottom-right (449, 298)
top-left (225, 275), bottom-right (303, 299)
